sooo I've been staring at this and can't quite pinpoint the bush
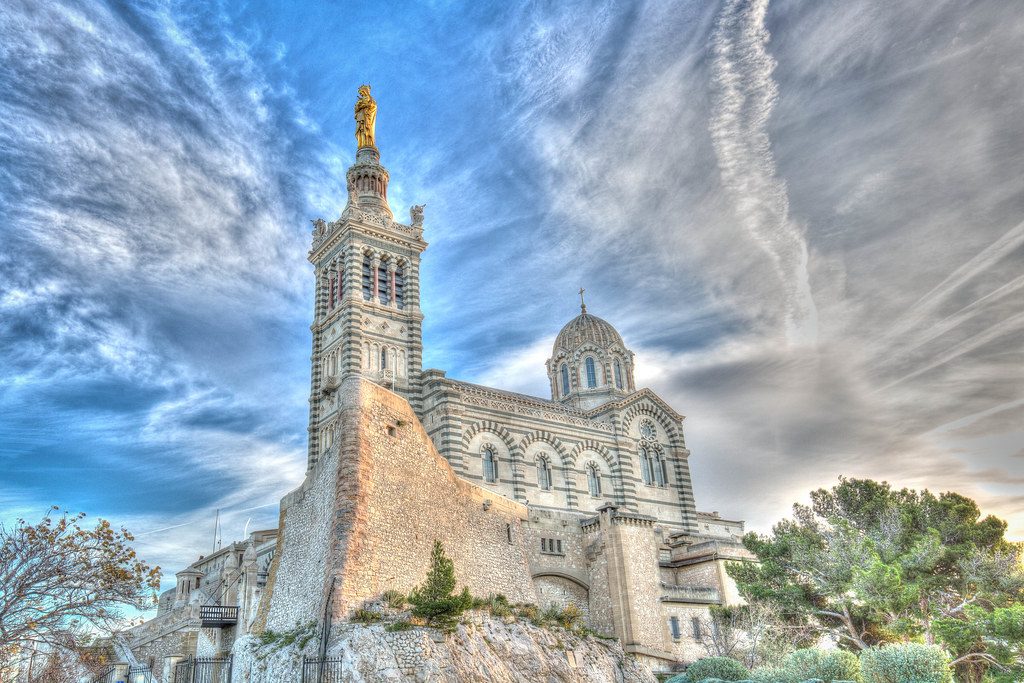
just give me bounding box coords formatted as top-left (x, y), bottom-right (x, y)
top-left (351, 608), bottom-right (381, 624)
top-left (783, 648), bottom-right (861, 683)
top-left (687, 656), bottom-right (750, 682)
top-left (486, 594), bottom-right (512, 617)
top-left (385, 620), bottom-right (414, 632)
top-left (558, 604), bottom-right (582, 629)
top-left (407, 540), bottom-right (473, 630)
top-left (750, 666), bottom-right (790, 683)
top-left (382, 589), bottom-right (406, 609)
top-left (860, 644), bottom-right (952, 683)
top-left (665, 675), bottom-right (689, 683)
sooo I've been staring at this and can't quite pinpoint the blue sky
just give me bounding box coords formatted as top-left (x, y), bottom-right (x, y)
top-left (2, 0), bottom-right (1023, 596)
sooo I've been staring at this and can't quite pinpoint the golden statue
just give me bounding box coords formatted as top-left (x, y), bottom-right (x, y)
top-left (354, 84), bottom-right (377, 149)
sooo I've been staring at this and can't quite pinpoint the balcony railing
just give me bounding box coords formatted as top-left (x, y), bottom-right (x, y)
top-left (199, 605), bottom-right (239, 627)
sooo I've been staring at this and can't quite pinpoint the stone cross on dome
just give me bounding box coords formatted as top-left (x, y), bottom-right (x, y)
top-left (579, 287), bottom-right (587, 313)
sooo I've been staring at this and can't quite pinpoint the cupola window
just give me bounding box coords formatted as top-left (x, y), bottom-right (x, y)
top-left (585, 357), bottom-right (597, 388)
top-left (482, 446), bottom-right (498, 483)
top-left (537, 456), bottom-right (553, 491)
top-left (560, 363), bottom-right (570, 395)
top-left (614, 360), bottom-right (623, 389)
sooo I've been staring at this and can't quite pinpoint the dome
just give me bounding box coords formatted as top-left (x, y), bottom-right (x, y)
top-left (553, 307), bottom-right (625, 354)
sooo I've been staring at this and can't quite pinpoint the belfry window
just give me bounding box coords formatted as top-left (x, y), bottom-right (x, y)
top-left (362, 257), bottom-right (373, 300)
top-left (585, 357), bottom-right (597, 388)
top-left (587, 463), bottom-right (601, 497)
top-left (377, 263), bottom-right (389, 304)
top-left (394, 266), bottom-right (405, 309)
top-left (537, 456), bottom-right (552, 491)
top-left (380, 347), bottom-right (388, 370)
top-left (614, 360), bottom-right (623, 389)
top-left (560, 363), bottom-right (570, 395)
top-left (482, 446), bottom-right (498, 483)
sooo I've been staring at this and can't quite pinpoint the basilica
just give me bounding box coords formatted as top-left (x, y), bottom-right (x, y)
top-left (124, 86), bottom-right (752, 679)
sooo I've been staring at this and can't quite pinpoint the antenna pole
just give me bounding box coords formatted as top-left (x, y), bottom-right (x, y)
top-left (212, 508), bottom-right (220, 553)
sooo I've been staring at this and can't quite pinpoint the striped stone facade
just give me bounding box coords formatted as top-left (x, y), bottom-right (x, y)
top-left (301, 137), bottom-right (753, 671)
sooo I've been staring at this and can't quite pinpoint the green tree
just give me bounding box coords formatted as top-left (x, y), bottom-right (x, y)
top-left (407, 540), bottom-right (472, 630)
top-left (727, 478), bottom-right (1022, 681)
top-left (0, 508), bottom-right (161, 674)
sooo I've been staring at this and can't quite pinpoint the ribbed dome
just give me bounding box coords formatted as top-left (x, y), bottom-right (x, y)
top-left (553, 309), bottom-right (625, 354)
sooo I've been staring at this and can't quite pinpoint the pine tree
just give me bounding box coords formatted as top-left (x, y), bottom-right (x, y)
top-left (408, 540), bottom-right (472, 629)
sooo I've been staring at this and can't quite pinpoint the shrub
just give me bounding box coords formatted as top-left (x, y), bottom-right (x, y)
top-left (558, 604), bottom-right (583, 629)
top-left (407, 540), bottom-right (473, 629)
top-left (540, 603), bottom-right (562, 624)
top-left (486, 594), bottom-right (512, 617)
top-left (516, 604), bottom-right (540, 623)
top-left (686, 656), bottom-right (750, 682)
top-left (783, 648), bottom-right (861, 683)
top-left (750, 666), bottom-right (790, 683)
top-left (385, 620), bottom-right (414, 632)
top-left (665, 674), bottom-right (689, 683)
top-left (351, 608), bottom-right (381, 624)
top-left (382, 589), bottom-right (407, 609)
top-left (859, 644), bottom-right (952, 683)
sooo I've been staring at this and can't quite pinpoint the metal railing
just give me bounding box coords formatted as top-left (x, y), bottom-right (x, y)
top-left (127, 664), bottom-right (157, 682)
top-left (301, 656), bottom-right (344, 683)
top-left (172, 655), bottom-right (233, 683)
top-left (89, 667), bottom-right (116, 683)
top-left (199, 605), bottom-right (239, 627)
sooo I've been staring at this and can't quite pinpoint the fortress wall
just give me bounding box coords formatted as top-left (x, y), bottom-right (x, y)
top-left (261, 432), bottom-right (341, 631)
top-left (329, 377), bottom-right (537, 617)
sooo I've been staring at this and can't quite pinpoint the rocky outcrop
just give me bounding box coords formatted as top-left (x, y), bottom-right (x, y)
top-left (231, 614), bottom-right (656, 683)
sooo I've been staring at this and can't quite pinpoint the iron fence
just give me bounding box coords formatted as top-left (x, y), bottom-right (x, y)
top-left (172, 655), bottom-right (233, 683)
top-left (301, 656), bottom-right (344, 683)
top-left (89, 667), bottom-right (116, 683)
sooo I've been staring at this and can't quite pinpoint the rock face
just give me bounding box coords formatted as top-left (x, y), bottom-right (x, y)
top-left (231, 615), bottom-right (656, 683)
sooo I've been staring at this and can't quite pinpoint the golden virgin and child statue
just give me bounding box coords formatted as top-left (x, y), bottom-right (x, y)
top-left (354, 84), bottom-right (377, 149)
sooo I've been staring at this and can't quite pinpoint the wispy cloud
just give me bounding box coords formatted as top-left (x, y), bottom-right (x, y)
top-left (1, 0), bottom-right (1022, 588)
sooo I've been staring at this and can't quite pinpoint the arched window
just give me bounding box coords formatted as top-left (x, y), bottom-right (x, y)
top-left (587, 463), bottom-right (602, 497)
top-left (560, 363), bottom-right (570, 395)
top-left (653, 451), bottom-right (666, 486)
top-left (614, 360), bottom-right (623, 389)
top-left (639, 446), bottom-right (653, 485)
top-left (377, 262), bottom-right (390, 304)
top-left (537, 456), bottom-right (552, 491)
top-left (585, 357), bottom-right (597, 388)
top-left (362, 256), bottom-right (373, 300)
top-left (482, 446), bottom-right (497, 483)
top-left (380, 346), bottom-right (388, 370)
top-left (394, 265), bottom-right (405, 309)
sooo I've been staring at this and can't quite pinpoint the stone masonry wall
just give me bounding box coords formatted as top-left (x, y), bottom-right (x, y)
top-left (329, 377), bottom-right (537, 618)
top-left (261, 433), bottom-right (340, 631)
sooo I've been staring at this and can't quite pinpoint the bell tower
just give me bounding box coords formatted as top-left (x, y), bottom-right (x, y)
top-left (306, 85), bottom-right (428, 469)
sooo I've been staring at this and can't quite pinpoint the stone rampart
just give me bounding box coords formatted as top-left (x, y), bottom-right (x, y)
top-left (329, 377), bottom-right (536, 617)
